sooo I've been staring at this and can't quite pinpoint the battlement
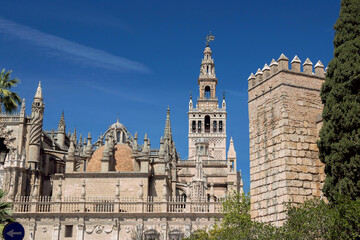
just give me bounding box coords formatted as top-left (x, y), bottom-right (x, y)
top-left (248, 54), bottom-right (326, 90)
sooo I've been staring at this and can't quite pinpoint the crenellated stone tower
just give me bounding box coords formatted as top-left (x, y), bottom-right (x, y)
top-left (248, 54), bottom-right (326, 225)
top-left (188, 43), bottom-right (227, 161)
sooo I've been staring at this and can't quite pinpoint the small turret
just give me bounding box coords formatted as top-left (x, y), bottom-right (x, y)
top-left (132, 132), bottom-right (138, 151)
top-left (66, 134), bottom-right (76, 173)
top-left (278, 54), bottom-right (289, 70)
top-left (85, 132), bottom-right (92, 157)
top-left (269, 59), bottom-right (278, 75)
top-left (20, 98), bottom-right (25, 117)
top-left (255, 68), bottom-right (263, 83)
top-left (227, 137), bottom-right (237, 173)
top-left (141, 134), bottom-right (149, 154)
top-left (248, 73), bottom-right (255, 88)
top-left (262, 64), bottom-right (270, 78)
top-left (57, 112), bottom-right (66, 149)
top-left (291, 55), bottom-right (301, 72)
top-left (159, 137), bottom-right (165, 157)
top-left (189, 94), bottom-right (193, 110)
top-left (314, 60), bottom-right (325, 77)
top-left (101, 135), bottom-right (110, 172)
top-left (303, 58), bottom-right (313, 74)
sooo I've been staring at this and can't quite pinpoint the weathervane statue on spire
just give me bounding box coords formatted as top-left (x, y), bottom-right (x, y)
top-left (206, 32), bottom-right (215, 47)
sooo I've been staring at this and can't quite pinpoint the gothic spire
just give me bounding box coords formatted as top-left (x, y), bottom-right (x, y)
top-left (164, 107), bottom-right (172, 140)
top-left (34, 81), bottom-right (42, 99)
top-left (58, 111), bottom-right (66, 133)
top-left (227, 137), bottom-right (236, 159)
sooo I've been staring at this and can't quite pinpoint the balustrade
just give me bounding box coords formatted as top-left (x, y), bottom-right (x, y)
top-left (10, 195), bottom-right (223, 214)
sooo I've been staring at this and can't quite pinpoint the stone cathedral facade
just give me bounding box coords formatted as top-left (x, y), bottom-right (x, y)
top-left (0, 44), bottom-right (242, 240)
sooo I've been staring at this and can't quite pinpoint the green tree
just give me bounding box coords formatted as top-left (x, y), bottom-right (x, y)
top-left (0, 69), bottom-right (21, 113)
top-left (283, 196), bottom-right (360, 240)
top-left (184, 193), bottom-right (282, 240)
top-left (317, 0), bottom-right (360, 202)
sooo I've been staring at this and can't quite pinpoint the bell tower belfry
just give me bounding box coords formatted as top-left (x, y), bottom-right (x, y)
top-left (188, 35), bottom-right (227, 160)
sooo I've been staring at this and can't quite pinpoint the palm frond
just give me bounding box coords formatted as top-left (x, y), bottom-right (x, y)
top-left (0, 69), bottom-right (21, 113)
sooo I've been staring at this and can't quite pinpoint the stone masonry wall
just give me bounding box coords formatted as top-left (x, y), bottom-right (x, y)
top-left (248, 56), bottom-right (326, 225)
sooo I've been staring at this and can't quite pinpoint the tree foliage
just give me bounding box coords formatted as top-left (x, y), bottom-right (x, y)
top-left (317, 0), bottom-right (360, 202)
top-left (0, 189), bottom-right (12, 224)
top-left (185, 193), bottom-right (360, 240)
top-left (0, 69), bottom-right (21, 113)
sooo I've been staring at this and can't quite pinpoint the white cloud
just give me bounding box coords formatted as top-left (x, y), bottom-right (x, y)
top-left (0, 18), bottom-right (149, 73)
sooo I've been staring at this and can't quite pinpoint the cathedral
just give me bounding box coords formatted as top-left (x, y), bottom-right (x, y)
top-left (0, 42), bottom-right (243, 240)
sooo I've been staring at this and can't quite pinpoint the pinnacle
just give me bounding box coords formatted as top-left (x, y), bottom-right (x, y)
top-left (255, 68), bottom-right (263, 76)
top-left (88, 132), bottom-right (91, 139)
top-left (20, 98), bottom-right (25, 109)
top-left (314, 60), bottom-right (324, 68)
top-left (164, 107), bottom-right (172, 140)
top-left (303, 58), bottom-right (313, 66)
top-left (291, 55), bottom-right (301, 63)
top-left (34, 81), bottom-right (43, 99)
top-left (278, 54), bottom-right (289, 61)
top-left (269, 59), bottom-right (278, 66)
top-left (248, 73), bottom-right (255, 80)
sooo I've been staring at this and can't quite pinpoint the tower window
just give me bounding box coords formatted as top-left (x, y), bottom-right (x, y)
top-left (192, 121), bottom-right (196, 133)
top-left (198, 121), bottom-right (202, 133)
top-left (204, 86), bottom-right (211, 98)
top-left (205, 115), bottom-right (210, 133)
top-left (213, 121), bottom-right (217, 132)
top-left (116, 131), bottom-right (120, 143)
top-left (122, 132), bottom-right (126, 143)
top-left (219, 121), bottom-right (223, 133)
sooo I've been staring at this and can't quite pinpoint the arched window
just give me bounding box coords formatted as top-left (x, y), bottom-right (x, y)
top-left (122, 132), bottom-right (126, 143)
top-left (116, 131), bottom-right (120, 143)
top-left (205, 115), bottom-right (210, 133)
top-left (219, 121), bottom-right (223, 133)
top-left (213, 121), bottom-right (217, 132)
top-left (198, 121), bottom-right (202, 133)
top-left (204, 86), bottom-right (211, 98)
top-left (192, 121), bottom-right (196, 133)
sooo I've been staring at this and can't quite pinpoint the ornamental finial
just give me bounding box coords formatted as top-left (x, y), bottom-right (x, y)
top-left (206, 32), bottom-right (215, 47)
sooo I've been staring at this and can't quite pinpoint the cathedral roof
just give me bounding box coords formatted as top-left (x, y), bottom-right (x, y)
top-left (87, 144), bottom-right (134, 172)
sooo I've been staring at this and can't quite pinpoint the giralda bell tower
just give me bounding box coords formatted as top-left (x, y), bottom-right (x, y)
top-left (188, 34), bottom-right (227, 161)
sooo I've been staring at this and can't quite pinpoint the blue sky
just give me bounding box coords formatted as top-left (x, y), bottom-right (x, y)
top-left (0, 0), bottom-right (340, 193)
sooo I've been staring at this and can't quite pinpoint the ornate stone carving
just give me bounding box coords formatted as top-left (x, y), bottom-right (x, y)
top-left (0, 124), bottom-right (16, 153)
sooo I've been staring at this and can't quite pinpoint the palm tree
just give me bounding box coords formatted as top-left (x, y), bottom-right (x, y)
top-left (0, 189), bottom-right (12, 224)
top-left (0, 69), bottom-right (21, 113)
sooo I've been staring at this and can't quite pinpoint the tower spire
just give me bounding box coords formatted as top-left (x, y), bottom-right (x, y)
top-left (164, 106), bottom-right (172, 140)
top-left (58, 111), bottom-right (65, 132)
top-left (34, 81), bottom-right (42, 99)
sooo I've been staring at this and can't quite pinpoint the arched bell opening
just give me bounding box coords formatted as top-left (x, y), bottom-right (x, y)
top-left (205, 115), bottom-right (210, 133)
top-left (204, 85), bottom-right (211, 98)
